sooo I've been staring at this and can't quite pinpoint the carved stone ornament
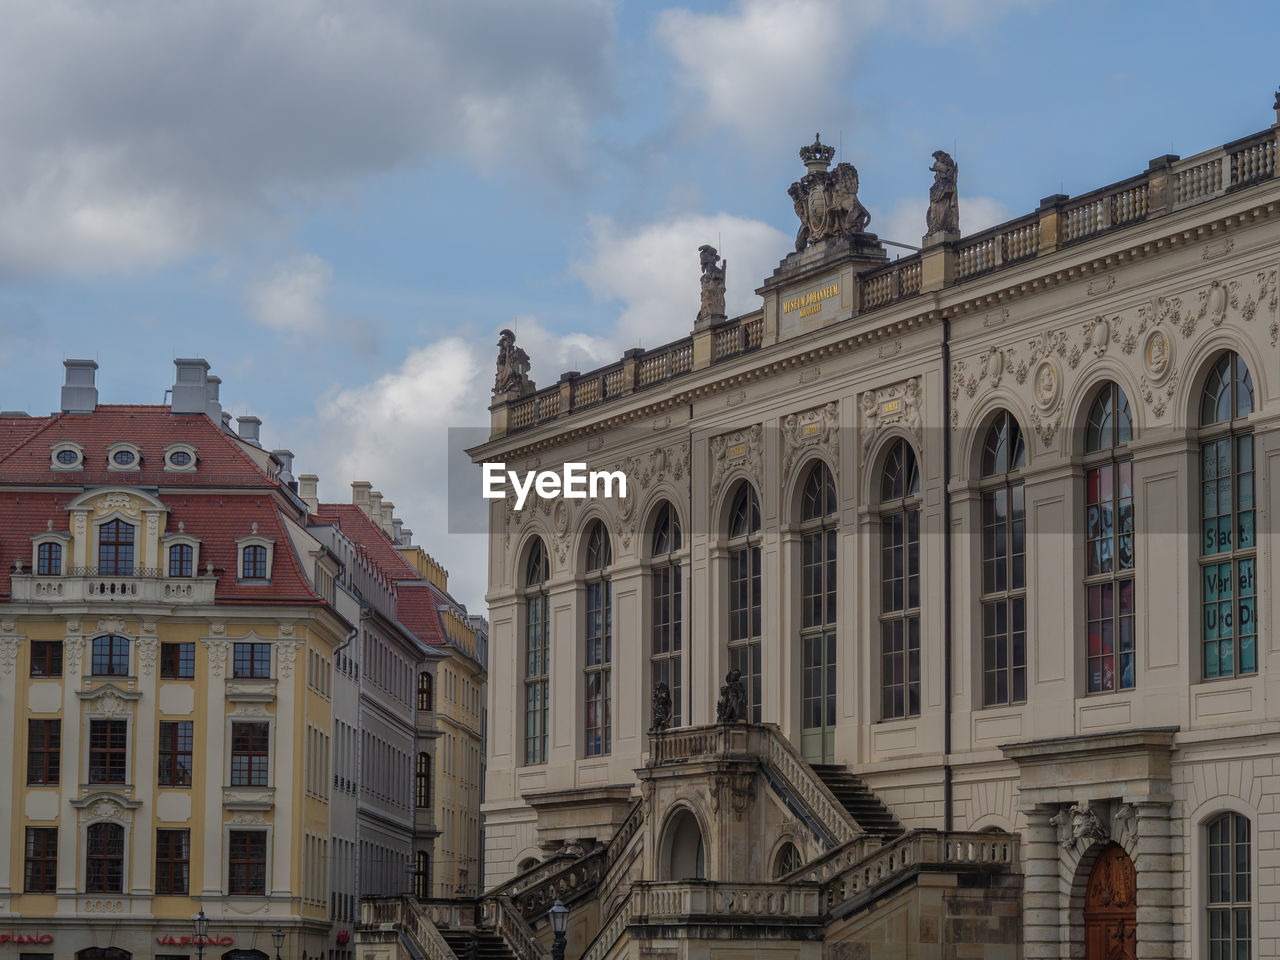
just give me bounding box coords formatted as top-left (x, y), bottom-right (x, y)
top-left (206, 640), bottom-right (230, 679)
top-left (64, 636), bottom-right (85, 674)
top-left (1050, 802), bottom-right (1108, 849)
top-left (96, 617), bottom-right (128, 637)
top-left (0, 637), bottom-right (18, 676)
top-left (1113, 803), bottom-right (1137, 849)
top-left (697, 244), bottom-right (727, 323)
top-left (494, 328), bottom-right (535, 397)
top-left (788, 134), bottom-right (871, 251)
top-left (650, 680), bottom-right (673, 734)
top-left (859, 377), bottom-right (922, 461)
top-left (715, 669), bottom-right (748, 723)
top-left (74, 792), bottom-right (139, 825)
top-left (278, 621), bottom-right (295, 637)
top-left (709, 425), bottom-right (763, 506)
top-left (0, 618), bottom-right (15, 634)
top-left (136, 637), bottom-right (159, 678)
top-left (210, 622), bottom-right (225, 636)
top-left (1144, 328), bottom-right (1174, 384)
top-left (1032, 360), bottom-right (1061, 412)
top-left (712, 771), bottom-right (756, 820)
top-left (277, 641), bottom-right (300, 679)
top-left (94, 493), bottom-right (140, 517)
top-left (782, 402), bottom-right (840, 481)
top-left (229, 812), bottom-right (267, 826)
top-left (925, 150), bottom-right (959, 236)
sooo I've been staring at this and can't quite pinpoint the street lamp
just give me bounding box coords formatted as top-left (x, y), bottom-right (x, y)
top-left (272, 926), bottom-right (286, 960)
top-left (548, 899), bottom-right (568, 960)
top-left (193, 908), bottom-right (210, 960)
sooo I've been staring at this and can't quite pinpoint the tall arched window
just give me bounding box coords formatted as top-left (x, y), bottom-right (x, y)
top-left (1084, 383), bottom-right (1135, 693)
top-left (1206, 812), bottom-right (1252, 957)
top-left (417, 672), bottom-right (434, 712)
top-left (879, 439), bottom-right (920, 720)
top-left (85, 822), bottom-right (125, 892)
top-left (1199, 352), bottom-right (1256, 679)
top-left (584, 522), bottom-right (613, 757)
top-left (523, 539), bottom-right (550, 764)
top-left (980, 411), bottom-right (1027, 707)
top-left (650, 503), bottom-right (683, 728)
top-left (98, 519), bottom-right (134, 575)
top-left (799, 461), bottom-right (837, 762)
top-left (168, 543), bottom-right (193, 578)
top-left (727, 482), bottom-right (762, 722)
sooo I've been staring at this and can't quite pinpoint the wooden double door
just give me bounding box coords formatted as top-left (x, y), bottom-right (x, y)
top-left (1084, 843), bottom-right (1138, 960)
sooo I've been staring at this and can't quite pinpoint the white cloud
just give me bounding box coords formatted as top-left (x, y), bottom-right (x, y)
top-left (877, 195), bottom-right (1012, 248)
top-left (0, 0), bottom-right (614, 277)
top-left (571, 213), bottom-right (790, 350)
top-left (249, 254), bottom-right (332, 334)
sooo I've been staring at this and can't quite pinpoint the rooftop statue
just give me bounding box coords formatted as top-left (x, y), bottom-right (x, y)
top-left (494, 328), bottom-right (534, 397)
top-left (926, 149), bottom-right (959, 237)
top-left (788, 133), bottom-right (871, 252)
top-left (696, 244), bottom-right (727, 324)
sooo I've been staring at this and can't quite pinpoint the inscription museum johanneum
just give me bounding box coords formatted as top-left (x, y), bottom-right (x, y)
top-left (357, 94), bottom-right (1280, 960)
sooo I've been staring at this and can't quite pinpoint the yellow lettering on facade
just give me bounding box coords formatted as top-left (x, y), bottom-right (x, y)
top-left (802, 423), bottom-right (820, 437)
top-left (728, 443), bottom-right (747, 459)
top-left (881, 399), bottom-right (901, 415)
top-left (782, 283), bottom-right (841, 314)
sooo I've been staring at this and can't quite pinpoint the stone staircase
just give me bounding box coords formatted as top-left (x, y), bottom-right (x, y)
top-left (441, 928), bottom-right (519, 960)
top-left (808, 763), bottom-right (903, 838)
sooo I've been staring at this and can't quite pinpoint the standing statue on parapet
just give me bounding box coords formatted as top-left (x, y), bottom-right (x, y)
top-left (494, 328), bottom-right (534, 397)
top-left (697, 244), bottom-right (727, 323)
top-left (926, 150), bottom-right (959, 237)
top-left (650, 679), bottom-right (673, 733)
top-left (789, 134), bottom-right (871, 251)
top-left (715, 668), bottom-right (748, 723)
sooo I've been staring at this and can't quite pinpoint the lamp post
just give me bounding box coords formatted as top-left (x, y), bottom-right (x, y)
top-left (271, 926), bottom-right (285, 960)
top-left (548, 899), bottom-right (568, 960)
top-left (193, 908), bottom-right (209, 960)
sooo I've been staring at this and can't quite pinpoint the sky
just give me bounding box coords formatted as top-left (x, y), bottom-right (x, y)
top-left (1, 0), bottom-right (1277, 612)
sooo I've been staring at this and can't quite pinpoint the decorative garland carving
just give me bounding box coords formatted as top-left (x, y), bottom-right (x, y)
top-left (136, 638), bottom-right (158, 677)
top-left (0, 636), bottom-right (18, 676)
top-left (709, 425), bottom-right (763, 507)
top-left (859, 377), bottom-right (922, 460)
top-left (276, 641), bottom-right (301, 679)
top-left (781, 402), bottom-right (839, 482)
top-left (206, 640), bottom-right (230, 679)
top-left (711, 771), bottom-right (756, 821)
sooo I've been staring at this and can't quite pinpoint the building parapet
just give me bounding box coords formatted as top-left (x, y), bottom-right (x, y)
top-left (9, 571), bottom-right (218, 605)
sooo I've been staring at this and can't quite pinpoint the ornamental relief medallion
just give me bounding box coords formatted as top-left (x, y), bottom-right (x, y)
top-left (709, 425), bottom-right (763, 507)
top-left (92, 493), bottom-right (142, 517)
top-left (782, 402), bottom-right (840, 482)
top-left (859, 378), bottom-right (921, 461)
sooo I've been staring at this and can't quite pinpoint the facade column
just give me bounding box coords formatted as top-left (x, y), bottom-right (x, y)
top-left (1020, 802), bottom-right (1063, 960)
top-left (0, 629), bottom-right (21, 901)
top-left (56, 629), bottom-right (86, 909)
top-left (1133, 798), bottom-right (1175, 960)
top-left (201, 638), bottom-right (228, 898)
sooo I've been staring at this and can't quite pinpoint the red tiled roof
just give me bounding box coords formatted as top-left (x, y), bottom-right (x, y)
top-left (0, 414), bottom-right (53, 460)
top-left (0, 405), bottom-right (277, 487)
top-left (0, 491), bottom-right (321, 604)
top-left (313, 503), bottom-right (421, 582)
top-left (395, 581), bottom-right (447, 646)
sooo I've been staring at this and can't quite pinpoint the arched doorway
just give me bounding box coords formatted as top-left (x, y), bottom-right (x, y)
top-left (659, 808), bottom-right (705, 880)
top-left (1084, 843), bottom-right (1137, 960)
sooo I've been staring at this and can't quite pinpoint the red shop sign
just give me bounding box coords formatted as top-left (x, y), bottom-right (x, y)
top-left (0, 934), bottom-right (54, 945)
top-left (156, 935), bottom-right (235, 947)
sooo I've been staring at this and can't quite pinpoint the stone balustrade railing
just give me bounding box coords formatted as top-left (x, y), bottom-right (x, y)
top-left (492, 894), bottom-right (552, 960)
top-left (630, 880), bottom-right (823, 922)
top-left (780, 834), bottom-right (881, 884)
top-left (580, 895), bottom-right (635, 960)
top-left (649, 723), bottom-right (858, 846)
top-left (491, 120), bottom-right (1280, 439)
top-left (506, 847), bottom-right (606, 924)
top-left (820, 829), bottom-right (1018, 912)
top-left (485, 854), bottom-right (575, 903)
top-left (10, 573), bottom-right (218, 605)
top-left (358, 896), bottom-right (460, 960)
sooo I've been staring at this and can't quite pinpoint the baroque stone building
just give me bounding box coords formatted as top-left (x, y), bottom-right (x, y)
top-left (359, 98), bottom-right (1280, 959)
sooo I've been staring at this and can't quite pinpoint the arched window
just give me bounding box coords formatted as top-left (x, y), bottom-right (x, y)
top-left (772, 841), bottom-right (803, 879)
top-left (414, 850), bottom-right (430, 900)
top-left (1206, 812), bottom-right (1251, 957)
top-left (37, 541), bottom-right (62, 576)
top-left (727, 482), bottom-right (762, 722)
top-left (584, 521), bottom-right (613, 757)
top-left (1199, 352), bottom-right (1256, 679)
top-left (1084, 383), bottom-right (1135, 693)
top-left (523, 539), bottom-right (550, 765)
top-left (241, 544), bottom-right (268, 580)
top-left (168, 543), bottom-right (193, 578)
top-left (91, 635), bottom-right (130, 677)
top-left (417, 672), bottom-right (434, 712)
top-left (98, 519), bottom-right (134, 575)
top-left (799, 462), bottom-right (837, 762)
top-left (85, 822), bottom-right (125, 893)
top-left (878, 439), bottom-right (920, 720)
top-left (660, 809), bottom-right (706, 881)
top-left (980, 411), bottom-right (1027, 707)
top-left (415, 753), bottom-right (431, 808)
top-left (650, 502), bottom-right (683, 728)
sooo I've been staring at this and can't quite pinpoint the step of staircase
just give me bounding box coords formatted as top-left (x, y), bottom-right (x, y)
top-left (809, 763), bottom-right (904, 838)
top-left (441, 929), bottom-right (518, 960)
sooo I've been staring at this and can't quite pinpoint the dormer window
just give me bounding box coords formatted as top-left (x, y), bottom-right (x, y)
top-left (169, 544), bottom-right (193, 577)
top-left (51, 442), bottom-right (84, 471)
top-left (164, 443), bottom-right (197, 472)
top-left (98, 519), bottom-right (135, 576)
top-left (236, 530), bottom-right (275, 583)
top-left (37, 542), bottom-right (62, 576)
top-left (106, 442), bottom-right (141, 472)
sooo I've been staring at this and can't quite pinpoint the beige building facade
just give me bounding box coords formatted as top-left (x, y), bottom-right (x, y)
top-left (359, 97), bottom-right (1280, 960)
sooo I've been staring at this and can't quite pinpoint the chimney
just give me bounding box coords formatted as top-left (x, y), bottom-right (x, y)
top-left (351, 481), bottom-right (372, 517)
top-left (171, 358), bottom-right (210, 415)
top-left (61, 359), bottom-right (99, 414)
top-left (272, 449), bottom-right (295, 481)
top-left (220, 412), bottom-right (233, 432)
top-left (380, 502), bottom-right (395, 536)
top-left (368, 490), bottom-right (384, 524)
top-left (399, 527), bottom-right (413, 546)
top-left (392, 518), bottom-right (404, 542)
top-left (206, 374), bottom-right (222, 422)
top-left (298, 474), bottom-right (319, 513)
top-left (237, 416), bottom-right (262, 446)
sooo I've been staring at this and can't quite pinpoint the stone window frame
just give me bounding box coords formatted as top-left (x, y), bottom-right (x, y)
top-left (521, 536), bottom-right (551, 767)
top-left (1189, 796), bottom-right (1259, 959)
top-left (978, 409), bottom-right (1028, 708)
top-left (50, 440), bottom-right (85, 471)
top-left (95, 516), bottom-right (138, 576)
top-left (162, 532), bottom-right (202, 578)
top-left (724, 480), bottom-right (763, 723)
top-left (30, 530), bottom-right (70, 576)
top-left (224, 824), bottom-right (273, 897)
top-left (582, 519), bottom-right (613, 758)
top-left (646, 499), bottom-right (687, 731)
top-left (227, 718), bottom-right (273, 788)
top-left (162, 442), bottom-right (198, 473)
top-left (105, 441), bottom-right (142, 472)
top-left (23, 825), bottom-right (58, 893)
top-left (84, 819), bottom-right (128, 894)
top-left (236, 534), bottom-right (275, 583)
top-left (873, 436), bottom-right (922, 722)
top-left (795, 458), bottom-right (838, 748)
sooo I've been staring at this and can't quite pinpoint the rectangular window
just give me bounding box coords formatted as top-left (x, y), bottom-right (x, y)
top-left (158, 721), bottom-right (194, 787)
top-left (36, 541), bottom-right (62, 576)
top-left (981, 484), bottom-right (1027, 706)
top-left (801, 526), bottom-right (837, 737)
top-left (168, 543), bottom-right (193, 577)
top-left (23, 827), bottom-right (57, 893)
top-left (97, 519), bottom-right (135, 576)
top-left (29, 641), bottom-right (63, 678)
top-left (1207, 813), bottom-right (1251, 960)
top-left (91, 635), bottom-right (130, 676)
top-left (155, 829), bottom-right (190, 895)
top-left (1085, 460), bottom-right (1136, 693)
top-left (241, 544), bottom-right (268, 579)
top-left (228, 830), bottom-right (267, 895)
top-left (584, 579), bottom-right (612, 756)
top-left (727, 544), bottom-right (762, 722)
top-left (1201, 436), bottom-right (1257, 679)
top-left (880, 509), bottom-right (921, 719)
top-left (231, 722), bottom-right (270, 786)
top-left (651, 562), bottom-right (683, 727)
top-left (160, 642), bottom-right (195, 680)
top-left (524, 594), bottom-right (549, 765)
top-left (85, 822), bottom-right (124, 892)
top-left (233, 642), bottom-right (271, 679)
top-left (27, 719), bottom-right (60, 786)
top-left (89, 719), bottom-right (129, 784)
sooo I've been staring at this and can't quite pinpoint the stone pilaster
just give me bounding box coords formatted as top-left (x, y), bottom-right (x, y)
top-left (1133, 798), bottom-right (1175, 960)
top-left (1020, 802), bottom-right (1063, 959)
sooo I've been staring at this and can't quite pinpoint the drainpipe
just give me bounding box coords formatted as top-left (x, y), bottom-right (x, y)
top-left (941, 317), bottom-right (954, 833)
